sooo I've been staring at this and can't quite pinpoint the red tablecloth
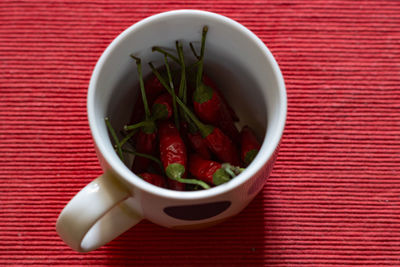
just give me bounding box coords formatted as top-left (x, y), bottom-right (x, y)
top-left (1, 0), bottom-right (400, 265)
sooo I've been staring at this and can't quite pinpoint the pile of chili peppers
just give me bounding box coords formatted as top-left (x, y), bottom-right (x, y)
top-left (105, 26), bottom-right (262, 191)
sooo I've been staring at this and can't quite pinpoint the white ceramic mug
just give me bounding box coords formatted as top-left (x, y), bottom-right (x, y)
top-left (56, 10), bottom-right (286, 253)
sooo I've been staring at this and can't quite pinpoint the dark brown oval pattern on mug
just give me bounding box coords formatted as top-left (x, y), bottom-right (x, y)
top-left (164, 201), bottom-right (231, 221)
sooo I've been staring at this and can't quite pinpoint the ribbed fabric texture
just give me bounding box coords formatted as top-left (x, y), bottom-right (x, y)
top-left (1, 0), bottom-right (400, 265)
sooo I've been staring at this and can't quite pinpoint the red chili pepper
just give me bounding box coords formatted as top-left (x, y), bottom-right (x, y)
top-left (139, 173), bottom-right (166, 188)
top-left (188, 131), bottom-right (212, 160)
top-left (180, 121), bottom-right (211, 160)
top-left (202, 74), bottom-right (239, 122)
top-left (159, 121), bottom-right (187, 191)
top-left (204, 127), bottom-right (240, 166)
top-left (145, 74), bottom-right (165, 98)
top-left (150, 63), bottom-right (240, 166)
top-left (192, 26), bottom-right (240, 143)
top-left (152, 93), bottom-right (173, 120)
top-left (189, 154), bottom-right (232, 185)
top-left (131, 129), bottom-right (158, 173)
top-left (193, 86), bottom-right (220, 122)
top-left (158, 121), bottom-right (210, 190)
top-left (240, 125), bottom-right (261, 166)
top-left (199, 82), bottom-right (241, 144)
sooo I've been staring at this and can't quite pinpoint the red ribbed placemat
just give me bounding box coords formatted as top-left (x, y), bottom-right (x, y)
top-left (1, 0), bottom-right (400, 265)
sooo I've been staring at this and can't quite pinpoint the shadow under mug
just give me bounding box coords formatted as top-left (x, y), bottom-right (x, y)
top-left (56, 10), bottom-right (287, 252)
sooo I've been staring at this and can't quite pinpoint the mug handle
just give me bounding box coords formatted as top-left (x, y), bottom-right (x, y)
top-left (56, 172), bottom-right (143, 252)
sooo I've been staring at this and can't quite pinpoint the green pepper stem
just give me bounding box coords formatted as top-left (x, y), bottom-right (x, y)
top-left (163, 55), bottom-right (180, 129)
top-left (188, 60), bottom-right (201, 69)
top-left (221, 163), bottom-right (244, 178)
top-left (189, 42), bottom-right (200, 60)
top-left (196, 26), bottom-right (208, 88)
top-left (123, 121), bottom-right (148, 131)
top-left (120, 129), bottom-right (138, 147)
top-left (176, 40), bottom-right (194, 128)
top-left (105, 117), bottom-right (124, 161)
top-left (152, 46), bottom-right (180, 64)
top-left (131, 55), bottom-right (151, 120)
top-left (172, 177), bottom-right (210, 189)
top-left (224, 167), bottom-right (236, 178)
top-left (176, 41), bottom-right (186, 101)
top-left (123, 148), bottom-right (163, 170)
top-left (149, 62), bottom-right (212, 137)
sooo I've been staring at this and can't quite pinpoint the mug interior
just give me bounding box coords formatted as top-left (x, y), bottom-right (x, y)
top-left (88, 10), bottom-right (286, 199)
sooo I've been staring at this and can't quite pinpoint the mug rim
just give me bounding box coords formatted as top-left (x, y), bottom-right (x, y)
top-left (87, 9), bottom-right (287, 200)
